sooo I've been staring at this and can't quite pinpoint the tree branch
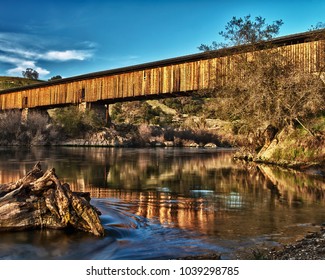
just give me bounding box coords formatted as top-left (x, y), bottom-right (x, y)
top-left (294, 117), bottom-right (315, 137)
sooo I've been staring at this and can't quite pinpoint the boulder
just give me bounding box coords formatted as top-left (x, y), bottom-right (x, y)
top-left (204, 143), bottom-right (217, 148)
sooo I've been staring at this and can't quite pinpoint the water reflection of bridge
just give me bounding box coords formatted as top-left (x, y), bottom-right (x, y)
top-left (0, 149), bottom-right (324, 236)
top-left (69, 174), bottom-right (325, 237)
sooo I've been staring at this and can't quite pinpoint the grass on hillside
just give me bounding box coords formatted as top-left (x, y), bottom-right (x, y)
top-left (0, 76), bottom-right (43, 91)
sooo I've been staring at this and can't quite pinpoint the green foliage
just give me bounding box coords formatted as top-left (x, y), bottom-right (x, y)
top-left (111, 101), bottom-right (173, 126)
top-left (272, 146), bottom-right (317, 162)
top-left (22, 68), bottom-right (39, 80)
top-left (162, 96), bottom-right (204, 115)
top-left (220, 15), bottom-right (283, 45)
top-left (309, 22), bottom-right (325, 31)
top-left (52, 106), bottom-right (104, 137)
top-left (198, 15), bottom-right (283, 51)
top-left (309, 113), bottom-right (325, 134)
top-left (0, 76), bottom-right (41, 90)
top-left (48, 75), bottom-right (62, 81)
top-left (110, 103), bottom-right (124, 123)
top-left (162, 98), bottom-right (182, 111)
top-left (269, 125), bottom-right (323, 163)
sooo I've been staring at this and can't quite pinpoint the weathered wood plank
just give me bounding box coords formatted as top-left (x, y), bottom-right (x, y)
top-left (0, 163), bottom-right (104, 236)
top-left (0, 35), bottom-right (324, 109)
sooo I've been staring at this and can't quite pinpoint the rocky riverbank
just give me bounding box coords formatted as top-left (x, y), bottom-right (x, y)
top-left (234, 124), bottom-right (325, 173)
top-left (267, 227), bottom-right (325, 260)
top-left (57, 125), bottom-right (226, 148)
top-left (1, 108), bottom-right (323, 172)
top-left (183, 225), bottom-right (325, 260)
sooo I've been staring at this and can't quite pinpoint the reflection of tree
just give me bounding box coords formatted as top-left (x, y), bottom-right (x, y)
top-left (259, 165), bottom-right (325, 205)
top-left (104, 150), bottom-right (238, 192)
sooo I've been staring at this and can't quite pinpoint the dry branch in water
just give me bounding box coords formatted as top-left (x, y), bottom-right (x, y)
top-left (0, 162), bottom-right (104, 236)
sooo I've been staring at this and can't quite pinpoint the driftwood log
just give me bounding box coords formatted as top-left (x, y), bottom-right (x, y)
top-left (0, 163), bottom-right (104, 236)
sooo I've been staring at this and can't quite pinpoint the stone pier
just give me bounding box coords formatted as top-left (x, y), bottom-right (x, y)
top-left (79, 102), bottom-right (111, 125)
top-left (20, 108), bottom-right (50, 123)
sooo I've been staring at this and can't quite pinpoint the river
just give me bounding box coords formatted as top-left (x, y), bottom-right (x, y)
top-left (0, 146), bottom-right (324, 260)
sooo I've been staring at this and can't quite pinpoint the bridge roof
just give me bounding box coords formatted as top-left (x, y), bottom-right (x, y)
top-left (1, 28), bottom-right (324, 94)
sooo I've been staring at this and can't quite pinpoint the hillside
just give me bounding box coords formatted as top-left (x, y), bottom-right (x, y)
top-left (0, 76), bottom-right (42, 91)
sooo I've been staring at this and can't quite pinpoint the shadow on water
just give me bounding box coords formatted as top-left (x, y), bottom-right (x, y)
top-left (0, 146), bottom-right (324, 259)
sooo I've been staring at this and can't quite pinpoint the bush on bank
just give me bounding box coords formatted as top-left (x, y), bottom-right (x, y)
top-left (0, 104), bottom-right (322, 170)
top-left (0, 110), bottom-right (58, 145)
top-left (0, 107), bottom-right (105, 145)
top-left (51, 106), bottom-right (105, 138)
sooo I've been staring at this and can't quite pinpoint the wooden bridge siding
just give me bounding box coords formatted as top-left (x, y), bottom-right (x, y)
top-left (280, 40), bottom-right (324, 72)
top-left (0, 39), bottom-right (324, 110)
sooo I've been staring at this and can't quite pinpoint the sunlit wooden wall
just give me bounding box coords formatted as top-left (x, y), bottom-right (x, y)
top-left (0, 35), bottom-right (324, 110)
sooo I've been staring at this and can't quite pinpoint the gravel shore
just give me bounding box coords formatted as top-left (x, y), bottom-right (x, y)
top-left (181, 226), bottom-right (325, 260)
top-left (267, 227), bottom-right (325, 260)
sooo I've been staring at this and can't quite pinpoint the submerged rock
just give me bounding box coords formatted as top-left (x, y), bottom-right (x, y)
top-left (0, 162), bottom-right (104, 236)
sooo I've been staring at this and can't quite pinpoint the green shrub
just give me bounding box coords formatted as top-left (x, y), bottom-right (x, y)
top-left (111, 101), bottom-right (173, 126)
top-left (52, 106), bottom-right (104, 138)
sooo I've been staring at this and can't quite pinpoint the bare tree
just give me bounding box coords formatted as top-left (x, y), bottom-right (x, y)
top-left (199, 15), bottom-right (324, 148)
top-left (217, 49), bottom-right (324, 134)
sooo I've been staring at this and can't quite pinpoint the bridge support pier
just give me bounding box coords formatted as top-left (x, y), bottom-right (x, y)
top-left (79, 102), bottom-right (111, 126)
top-left (21, 108), bottom-right (29, 123)
top-left (20, 108), bottom-right (49, 123)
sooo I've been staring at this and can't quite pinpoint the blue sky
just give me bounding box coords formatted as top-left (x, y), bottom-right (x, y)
top-left (0, 0), bottom-right (324, 79)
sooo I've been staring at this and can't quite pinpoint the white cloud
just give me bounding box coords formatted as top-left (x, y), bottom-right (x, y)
top-left (2, 58), bottom-right (50, 77)
top-left (0, 55), bottom-right (22, 65)
top-left (7, 65), bottom-right (50, 77)
top-left (0, 44), bottom-right (92, 62)
top-left (0, 32), bottom-right (96, 78)
top-left (41, 50), bottom-right (92, 61)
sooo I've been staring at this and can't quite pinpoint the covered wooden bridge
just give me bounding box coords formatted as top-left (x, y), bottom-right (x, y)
top-left (0, 29), bottom-right (324, 120)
